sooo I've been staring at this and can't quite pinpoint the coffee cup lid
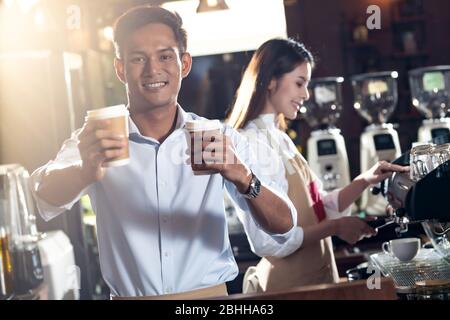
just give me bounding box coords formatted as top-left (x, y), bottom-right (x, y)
top-left (86, 105), bottom-right (129, 120)
top-left (185, 119), bottom-right (222, 132)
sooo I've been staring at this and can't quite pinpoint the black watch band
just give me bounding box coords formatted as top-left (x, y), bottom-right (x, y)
top-left (242, 172), bottom-right (261, 199)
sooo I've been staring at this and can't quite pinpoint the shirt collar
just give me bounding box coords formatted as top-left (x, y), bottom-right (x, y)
top-left (128, 104), bottom-right (190, 144)
top-left (252, 113), bottom-right (277, 129)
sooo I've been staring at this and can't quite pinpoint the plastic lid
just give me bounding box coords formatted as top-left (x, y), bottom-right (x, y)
top-left (185, 119), bottom-right (222, 132)
top-left (86, 105), bottom-right (129, 120)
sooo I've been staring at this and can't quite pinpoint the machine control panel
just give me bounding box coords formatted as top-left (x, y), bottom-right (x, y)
top-left (373, 134), bottom-right (395, 151)
top-left (431, 128), bottom-right (450, 139)
top-left (317, 139), bottom-right (337, 156)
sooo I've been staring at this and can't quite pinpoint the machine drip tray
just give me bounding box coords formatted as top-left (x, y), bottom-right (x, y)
top-left (370, 249), bottom-right (450, 289)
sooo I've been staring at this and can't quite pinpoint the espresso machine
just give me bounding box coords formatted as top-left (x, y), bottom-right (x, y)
top-left (409, 66), bottom-right (450, 143)
top-left (351, 71), bottom-right (402, 215)
top-left (366, 135), bottom-right (450, 299)
top-left (382, 137), bottom-right (450, 260)
top-left (304, 77), bottom-right (351, 191)
top-left (0, 164), bottom-right (44, 299)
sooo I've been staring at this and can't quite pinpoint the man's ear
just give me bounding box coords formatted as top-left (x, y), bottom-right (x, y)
top-left (114, 58), bottom-right (126, 84)
top-left (180, 52), bottom-right (192, 79)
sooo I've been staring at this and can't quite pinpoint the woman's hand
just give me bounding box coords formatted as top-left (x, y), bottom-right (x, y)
top-left (334, 216), bottom-right (377, 244)
top-left (358, 160), bottom-right (409, 185)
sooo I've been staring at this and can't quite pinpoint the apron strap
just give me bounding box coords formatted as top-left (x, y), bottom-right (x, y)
top-left (253, 118), bottom-right (327, 222)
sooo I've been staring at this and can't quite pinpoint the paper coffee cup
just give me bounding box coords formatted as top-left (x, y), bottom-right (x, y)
top-left (86, 105), bottom-right (130, 167)
top-left (185, 120), bottom-right (222, 175)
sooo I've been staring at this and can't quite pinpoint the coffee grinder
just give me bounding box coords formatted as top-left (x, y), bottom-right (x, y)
top-left (409, 66), bottom-right (450, 143)
top-left (351, 71), bottom-right (402, 215)
top-left (304, 77), bottom-right (351, 191)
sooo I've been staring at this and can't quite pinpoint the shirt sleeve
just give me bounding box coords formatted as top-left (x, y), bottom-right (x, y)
top-left (223, 126), bottom-right (302, 258)
top-left (311, 172), bottom-right (352, 219)
top-left (30, 129), bottom-right (88, 221)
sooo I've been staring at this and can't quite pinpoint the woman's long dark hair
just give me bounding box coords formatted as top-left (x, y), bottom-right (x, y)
top-left (227, 38), bottom-right (314, 130)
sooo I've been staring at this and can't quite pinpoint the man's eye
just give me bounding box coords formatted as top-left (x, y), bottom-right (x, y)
top-left (161, 54), bottom-right (172, 61)
top-left (131, 57), bottom-right (146, 63)
top-left (297, 82), bottom-right (304, 88)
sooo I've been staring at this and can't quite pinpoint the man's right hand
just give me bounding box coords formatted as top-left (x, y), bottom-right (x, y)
top-left (77, 119), bottom-right (127, 185)
top-left (334, 216), bottom-right (377, 245)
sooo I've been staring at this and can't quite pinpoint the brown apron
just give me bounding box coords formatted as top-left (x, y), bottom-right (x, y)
top-left (243, 119), bottom-right (339, 293)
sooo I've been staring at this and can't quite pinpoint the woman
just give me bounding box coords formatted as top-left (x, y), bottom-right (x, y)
top-left (227, 38), bottom-right (408, 292)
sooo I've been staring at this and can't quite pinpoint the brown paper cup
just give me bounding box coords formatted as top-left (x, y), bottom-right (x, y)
top-left (185, 120), bottom-right (222, 175)
top-left (86, 105), bottom-right (130, 167)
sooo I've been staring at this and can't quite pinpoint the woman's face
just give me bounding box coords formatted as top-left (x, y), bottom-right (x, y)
top-left (266, 62), bottom-right (311, 120)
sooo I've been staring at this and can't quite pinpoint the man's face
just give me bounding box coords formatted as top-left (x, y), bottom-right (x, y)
top-left (115, 23), bottom-right (191, 113)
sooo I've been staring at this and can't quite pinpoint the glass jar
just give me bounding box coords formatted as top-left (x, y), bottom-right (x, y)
top-left (410, 143), bottom-right (435, 181)
top-left (430, 143), bottom-right (450, 168)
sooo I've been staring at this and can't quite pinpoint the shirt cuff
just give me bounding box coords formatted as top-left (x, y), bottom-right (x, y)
top-left (323, 188), bottom-right (352, 220)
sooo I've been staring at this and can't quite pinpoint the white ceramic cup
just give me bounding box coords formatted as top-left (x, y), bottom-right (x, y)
top-left (86, 105), bottom-right (130, 167)
top-left (382, 237), bottom-right (421, 262)
top-left (185, 120), bottom-right (223, 175)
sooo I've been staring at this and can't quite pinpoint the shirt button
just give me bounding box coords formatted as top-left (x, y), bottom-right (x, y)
top-left (162, 218), bottom-right (168, 223)
top-left (160, 181), bottom-right (166, 187)
top-left (164, 251), bottom-right (169, 257)
top-left (165, 287), bottom-right (172, 294)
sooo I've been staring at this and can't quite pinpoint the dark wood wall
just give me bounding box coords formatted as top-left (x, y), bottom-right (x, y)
top-left (284, 0), bottom-right (450, 177)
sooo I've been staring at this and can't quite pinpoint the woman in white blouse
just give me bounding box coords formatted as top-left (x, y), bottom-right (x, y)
top-left (227, 38), bottom-right (408, 292)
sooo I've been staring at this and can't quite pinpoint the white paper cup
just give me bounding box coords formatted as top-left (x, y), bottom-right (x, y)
top-left (86, 105), bottom-right (130, 167)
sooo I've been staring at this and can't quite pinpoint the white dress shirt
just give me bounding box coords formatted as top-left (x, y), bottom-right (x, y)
top-left (235, 113), bottom-right (352, 258)
top-left (30, 106), bottom-right (297, 297)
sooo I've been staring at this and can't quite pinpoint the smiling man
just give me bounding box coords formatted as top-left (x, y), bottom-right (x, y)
top-left (30, 6), bottom-right (297, 299)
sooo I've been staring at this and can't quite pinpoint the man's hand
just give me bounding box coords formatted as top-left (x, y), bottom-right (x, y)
top-left (77, 119), bottom-right (127, 185)
top-left (190, 132), bottom-right (252, 192)
top-left (358, 160), bottom-right (409, 185)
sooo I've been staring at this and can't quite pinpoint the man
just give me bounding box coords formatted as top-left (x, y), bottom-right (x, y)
top-left (30, 5), bottom-right (297, 298)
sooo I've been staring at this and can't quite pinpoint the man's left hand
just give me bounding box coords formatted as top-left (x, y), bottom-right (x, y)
top-left (189, 132), bottom-right (251, 193)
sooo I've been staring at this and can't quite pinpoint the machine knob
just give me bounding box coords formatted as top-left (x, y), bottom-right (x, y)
top-left (371, 186), bottom-right (381, 195)
top-left (395, 208), bottom-right (406, 217)
top-left (325, 165), bottom-right (333, 172)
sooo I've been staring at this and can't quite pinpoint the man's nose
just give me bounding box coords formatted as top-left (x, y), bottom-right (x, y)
top-left (144, 58), bottom-right (160, 76)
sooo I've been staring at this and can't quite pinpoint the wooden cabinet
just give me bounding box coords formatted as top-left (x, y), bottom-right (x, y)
top-left (224, 278), bottom-right (397, 300)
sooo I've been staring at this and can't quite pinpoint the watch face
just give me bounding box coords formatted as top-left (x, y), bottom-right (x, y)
top-left (241, 173), bottom-right (261, 199)
top-left (251, 175), bottom-right (261, 196)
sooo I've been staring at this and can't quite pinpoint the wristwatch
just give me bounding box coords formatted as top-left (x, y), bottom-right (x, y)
top-left (242, 172), bottom-right (261, 199)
